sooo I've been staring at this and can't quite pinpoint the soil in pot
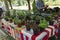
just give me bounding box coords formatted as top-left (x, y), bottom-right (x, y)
top-left (9, 19), bottom-right (13, 23)
top-left (38, 22), bottom-right (47, 32)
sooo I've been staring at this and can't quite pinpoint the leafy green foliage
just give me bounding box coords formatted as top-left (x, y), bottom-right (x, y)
top-left (17, 11), bottom-right (25, 19)
top-left (4, 16), bottom-right (9, 21)
top-left (45, 16), bottom-right (53, 21)
top-left (38, 23), bottom-right (47, 28)
top-left (32, 0), bottom-right (37, 13)
top-left (13, 10), bottom-right (16, 17)
top-left (5, 11), bottom-right (10, 17)
top-left (13, 18), bottom-right (20, 24)
top-left (38, 19), bottom-right (47, 28)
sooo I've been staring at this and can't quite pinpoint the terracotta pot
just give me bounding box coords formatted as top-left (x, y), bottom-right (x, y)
top-left (9, 19), bottom-right (13, 23)
top-left (17, 23), bottom-right (21, 28)
top-left (21, 21), bottom-right (25, 25)
top-left (2, 23), bottom-right (4, 25)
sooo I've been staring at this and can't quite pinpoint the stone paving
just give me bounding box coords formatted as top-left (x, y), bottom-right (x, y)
top-left (0, 29), bottom-right (15, 40)
top-left (0, 19), bottom-right (15, 40)
top-left (0, 29), bottom-right (8, 40)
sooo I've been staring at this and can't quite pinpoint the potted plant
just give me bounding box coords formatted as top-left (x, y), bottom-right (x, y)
top-left (48, 16), bottom-right (54, 26)
top-left (30, 20), bottom-right (36, 27)
top-left (25, 22), bottom-right (31, 31)
top-left (4, 16), bottom-right (9, 21)
top-left (13, 18), bottom-right (21, 28)
top-left (25, 14), bottom-right (31, 30)
top-left (38, 23), bottom-right (47, 32)
top-left (32, 25), bottom-right (39, 35)
top-left (9, 18), bottom-right (13, 23)
top-left (17, 11), bottom-right (26, 25)
top-left (21, 19), bottom-right (25, 25)
top-left (9, 13), bottom-right (15, 23)
top-left (38, 19), bottom-right (48, 32)
top-left (34, 15), bottom-right (40, 25)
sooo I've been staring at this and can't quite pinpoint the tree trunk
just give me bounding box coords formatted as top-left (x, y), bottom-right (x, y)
top-left (8, 0), bottom-right (13, 9)
top-left (27, 0), bottom-right (31, 10)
